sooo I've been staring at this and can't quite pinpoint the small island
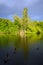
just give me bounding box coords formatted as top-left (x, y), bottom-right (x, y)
top-left (0, 8), bottom-right (43, 37)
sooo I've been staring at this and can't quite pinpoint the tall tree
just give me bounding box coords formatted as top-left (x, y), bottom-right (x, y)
top-left (22, 8), bottom-right (28, 31)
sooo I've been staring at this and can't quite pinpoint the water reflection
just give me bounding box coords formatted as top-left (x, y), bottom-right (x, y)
top-left (0, 34), bottom-right (9, 48)
top-left (3, 53), bottom-right (9, 64)
top-left (0, 33), bottom-right (43, 65)
top-left (21, 36), bottom-right (29, 64)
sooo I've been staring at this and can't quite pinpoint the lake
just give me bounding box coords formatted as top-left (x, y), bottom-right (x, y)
top-left (0, 33), bottom-right (43, 65)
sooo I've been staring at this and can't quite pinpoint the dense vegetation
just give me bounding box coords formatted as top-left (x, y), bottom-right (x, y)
top-left (0, 8), bottom-right (43, 36)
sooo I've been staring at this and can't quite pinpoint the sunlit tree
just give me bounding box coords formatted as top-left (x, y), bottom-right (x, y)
top-left (22, 8), bottom-right (29, 31)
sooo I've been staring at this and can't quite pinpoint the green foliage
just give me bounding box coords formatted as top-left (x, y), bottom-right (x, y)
top-left (22, 8), bottom-right (29, 30)
top-left (0, 8), bottom-right (43, 35)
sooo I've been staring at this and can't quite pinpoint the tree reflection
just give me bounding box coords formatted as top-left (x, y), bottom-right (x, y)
top-left (0, 34), bottom-right (9, 48)
top-left (21, 36), bottom-right (29, 63)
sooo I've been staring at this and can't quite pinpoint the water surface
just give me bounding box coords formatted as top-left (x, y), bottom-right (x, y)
top-left (0, 34), bottom-right (43, 65)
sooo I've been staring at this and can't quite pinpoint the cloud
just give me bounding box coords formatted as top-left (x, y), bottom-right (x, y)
top-left (0, 0), bottom-right (43, 21)
top-left (0, 0), bottom-right (16, 7)
top-left (0, 0), bottom-right (39, 5)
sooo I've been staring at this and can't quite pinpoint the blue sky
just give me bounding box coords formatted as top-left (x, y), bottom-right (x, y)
top-left (0, 0), bottom-right (43, 21)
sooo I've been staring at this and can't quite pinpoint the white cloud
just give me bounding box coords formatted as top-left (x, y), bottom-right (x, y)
top-left (23, 0), bottom-right (39, 6)
top-left (0, 0), bottom-right (43, 21)
top-left (0, 0), bottom-right (16, 8)
top-left (0, 0), bottom-right (39, 8)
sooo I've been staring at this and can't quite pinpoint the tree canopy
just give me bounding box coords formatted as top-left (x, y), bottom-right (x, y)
top-left (0, 8), bottom-right (43, 35)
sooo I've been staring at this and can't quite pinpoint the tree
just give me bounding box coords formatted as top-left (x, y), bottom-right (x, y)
top-left (22, 8), bottom-right (28, 31)
top-left (14, 16), bottom-right (22, 34)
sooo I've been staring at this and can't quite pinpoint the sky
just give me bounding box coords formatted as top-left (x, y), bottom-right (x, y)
top-left (0, 0), bottom-right (43, 21)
